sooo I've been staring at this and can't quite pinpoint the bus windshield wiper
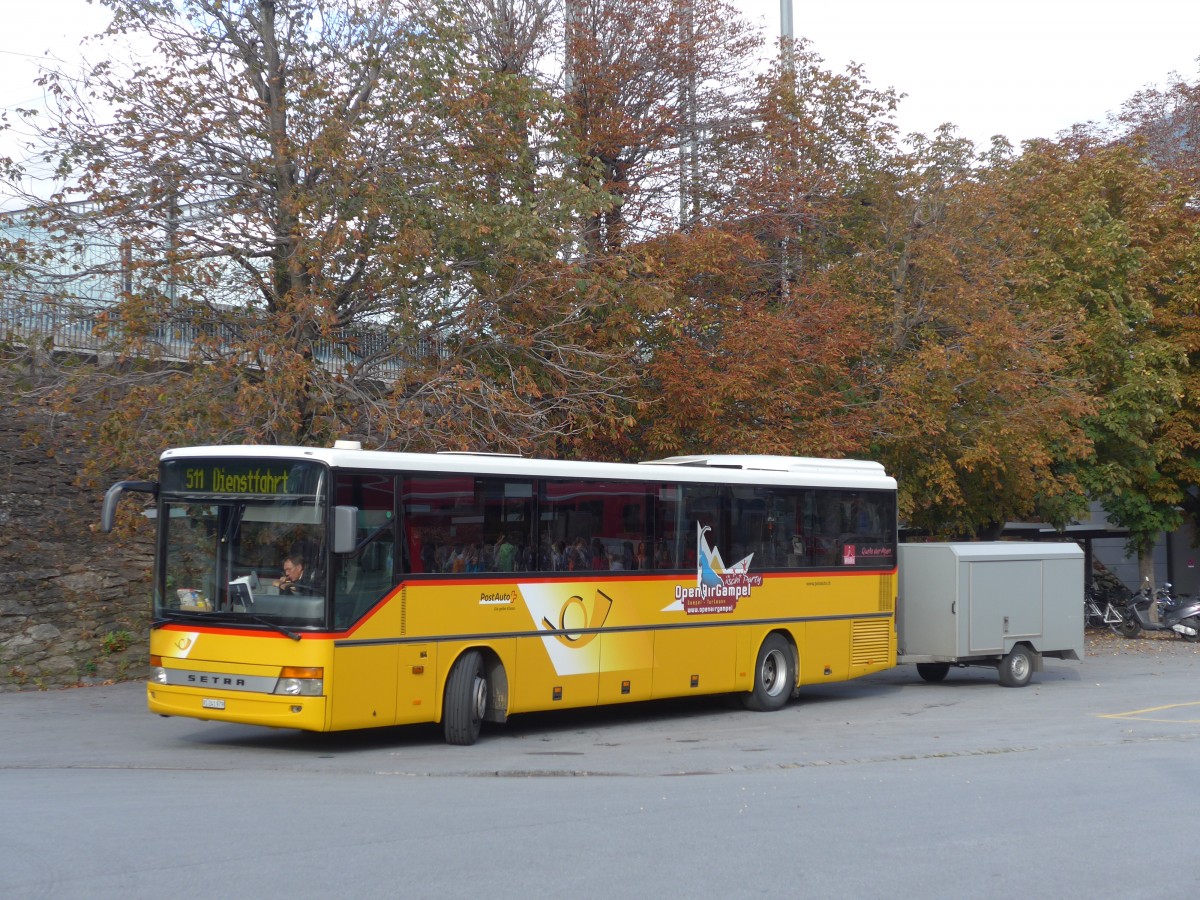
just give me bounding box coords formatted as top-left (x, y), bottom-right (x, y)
top-left (156, 609), bottom-right (216, 625)
top-left (154, 608), bottom-right (300, 640)
top-left (248, 616), bottom-right (301, 641)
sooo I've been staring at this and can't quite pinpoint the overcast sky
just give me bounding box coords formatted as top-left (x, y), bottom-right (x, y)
top-left (2, 0), bottom-right (1199, 161)
top-left (741, 0), bottom-right (1200, 146)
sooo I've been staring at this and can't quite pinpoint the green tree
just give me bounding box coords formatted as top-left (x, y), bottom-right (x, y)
top-left (1010, 133), bottom-right (1200, 582)
top-left (1117, 72), bottom-right (1200, 564)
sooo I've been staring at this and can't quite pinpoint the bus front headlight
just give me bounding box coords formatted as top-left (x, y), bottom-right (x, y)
top-left (273, 666), bottom-right (324, 696)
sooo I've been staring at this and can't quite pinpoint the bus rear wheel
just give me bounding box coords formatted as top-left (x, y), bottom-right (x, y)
top-left (444, 650), bottom-right (488, 745)
top-left (742, 634), bottom-right (794, 712)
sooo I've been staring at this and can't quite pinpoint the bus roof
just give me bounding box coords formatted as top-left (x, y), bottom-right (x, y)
top-left (160, 446), bottom-right (897, 491)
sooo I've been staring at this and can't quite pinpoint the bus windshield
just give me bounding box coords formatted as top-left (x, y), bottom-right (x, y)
top-left (158, 459), bottom-right (328, 627)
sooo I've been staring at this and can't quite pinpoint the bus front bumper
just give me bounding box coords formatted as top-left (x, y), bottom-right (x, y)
top-left (147, 683), bottom-right (328, 731)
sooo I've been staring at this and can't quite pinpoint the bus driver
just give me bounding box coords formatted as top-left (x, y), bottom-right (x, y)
top-left (275, 555), bottom-right (316, 594)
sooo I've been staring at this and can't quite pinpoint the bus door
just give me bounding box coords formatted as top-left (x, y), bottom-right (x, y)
top-left (592, 576), bottom-right (654, 704)
top-left (514, 587), bottom-right (601, 711)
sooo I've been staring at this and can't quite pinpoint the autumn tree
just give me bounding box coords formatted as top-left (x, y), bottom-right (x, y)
top-left (454, 0), bottom-right (559, 76)
top-left (628, 47), bottom-right (901, 459)
top-left (852, 128), bottom-right (1095, 537)
top-left (631, 227), bottom-right (877, 457)
top-left (707, 41), bottom-right (900, 298)
top-left (1117, 69), bottom-right (1200, 202)
top-left (450, 0), bottom-right (779, 459)
top-left (562, 0), bottom-right (763, 252)
top-left (3, 0), bottom-right (633, 476)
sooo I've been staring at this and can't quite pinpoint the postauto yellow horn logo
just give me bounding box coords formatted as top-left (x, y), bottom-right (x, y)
top-left (541, 590), bottom-right (613, 648)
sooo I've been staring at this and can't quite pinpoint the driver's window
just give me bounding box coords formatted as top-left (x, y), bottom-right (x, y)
top-left (333, 473), bottom-right (396, 628)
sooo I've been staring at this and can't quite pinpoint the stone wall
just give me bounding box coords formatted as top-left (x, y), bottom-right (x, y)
top-left (0, 399), bottom-right (153, 690)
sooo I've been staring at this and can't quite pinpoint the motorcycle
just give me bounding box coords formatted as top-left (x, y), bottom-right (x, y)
top-left (1116, 581), bottom-right (1200, 641)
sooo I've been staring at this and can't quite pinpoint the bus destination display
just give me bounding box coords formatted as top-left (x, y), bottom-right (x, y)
top-left (161, 460), bottom-right (323, 496)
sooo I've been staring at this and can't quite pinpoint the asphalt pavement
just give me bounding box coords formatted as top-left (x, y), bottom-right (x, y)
top-left (3, 632), bottom-right (1199, 899)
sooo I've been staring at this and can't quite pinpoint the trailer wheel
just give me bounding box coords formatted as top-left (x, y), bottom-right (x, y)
top-left (998, 646), bottom-right (1033, 688)
top-left (444, 650), bottom-right (488, 745)
top-left (742, 634), bottom-right (794, 711)
top-left (916, 663), bottom-right (950, 683)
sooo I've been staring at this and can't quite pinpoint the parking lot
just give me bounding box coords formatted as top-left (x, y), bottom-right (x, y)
top-left (2, 632), bottom-right (1198, 898)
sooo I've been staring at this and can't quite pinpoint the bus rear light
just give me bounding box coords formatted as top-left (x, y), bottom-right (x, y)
top-left (274, 666), bottom-right (324, 697)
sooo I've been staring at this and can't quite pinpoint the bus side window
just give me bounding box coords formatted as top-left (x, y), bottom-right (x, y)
top-left (680, 484), bottom-right (722, 568)
top-left (653, 484), bottom-right (684, 569)
top-left (539, 480), bottom-right (650, 573)
top-left (478, 478), bottom-right (533, 573)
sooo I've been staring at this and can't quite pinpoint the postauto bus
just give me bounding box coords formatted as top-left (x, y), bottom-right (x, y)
top-left (102, 444), bottom-right (897, 744)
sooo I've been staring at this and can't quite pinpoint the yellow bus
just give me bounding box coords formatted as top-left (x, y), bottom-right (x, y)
top-left (102, 445), bottom-right (898, 744)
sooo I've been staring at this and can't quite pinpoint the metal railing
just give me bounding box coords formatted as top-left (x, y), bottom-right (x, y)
top-left (0, 289), bottom-right (443, 377)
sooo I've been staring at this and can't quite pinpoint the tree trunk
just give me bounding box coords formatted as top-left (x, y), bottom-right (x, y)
top-left (1138, 538), bottom-right (1158, 623)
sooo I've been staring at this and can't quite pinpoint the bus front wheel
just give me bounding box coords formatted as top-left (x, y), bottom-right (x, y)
top-left (742, 634), bottom-right (795, 712)
top-left (444, 650), bottom-right (488, 745)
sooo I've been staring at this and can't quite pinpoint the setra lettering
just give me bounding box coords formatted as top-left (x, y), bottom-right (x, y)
top-left (187, 674), bottom-right (247, 687)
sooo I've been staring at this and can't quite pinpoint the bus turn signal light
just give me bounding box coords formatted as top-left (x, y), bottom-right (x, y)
top-left (279, 667), bottom-right (323, 680)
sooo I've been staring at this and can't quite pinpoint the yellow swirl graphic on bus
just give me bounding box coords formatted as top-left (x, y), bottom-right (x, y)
top-left (541, 589), bottom-right (613, 648)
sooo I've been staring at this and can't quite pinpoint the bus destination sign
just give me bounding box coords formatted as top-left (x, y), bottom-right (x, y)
top-left (161, 459), bottom-right (322, 497)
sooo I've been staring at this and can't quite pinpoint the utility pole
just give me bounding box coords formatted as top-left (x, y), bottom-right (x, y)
top-left (780, 0), bottom-right (794, 74)
top-left (563, 0), bottom-right (575, 95)
top-left (678, 0), bottom-right (698, 229)
top-left (779, 0), bottom-right (796, 301)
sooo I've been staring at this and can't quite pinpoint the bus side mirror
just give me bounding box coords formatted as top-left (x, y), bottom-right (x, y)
top-left (333, 505), bottom-right (358, 554)
top-left (100, 481), bottom-right (158, 533)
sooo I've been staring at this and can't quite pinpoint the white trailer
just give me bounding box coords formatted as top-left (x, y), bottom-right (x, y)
top-left (896, 542), bottom-right (1084, 687)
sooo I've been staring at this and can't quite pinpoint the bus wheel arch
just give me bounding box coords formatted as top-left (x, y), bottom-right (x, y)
top-left (742, 631), bottom-right (797, 712)
top-left (482, 653), bottom-right (508, 724)
top-left (443, 648), bottom-right (508, 745)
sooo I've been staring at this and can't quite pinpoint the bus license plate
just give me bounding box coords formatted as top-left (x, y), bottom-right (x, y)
top-left (202, 698), bottom-right (225, 710)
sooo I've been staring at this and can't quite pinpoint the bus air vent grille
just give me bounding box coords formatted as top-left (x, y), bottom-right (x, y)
top-left (400, 587), bottom-right (407, 636)
top-left (850, 619), bottom-right (891, 666)
top-left (878, 574), bottom-right (895, 612)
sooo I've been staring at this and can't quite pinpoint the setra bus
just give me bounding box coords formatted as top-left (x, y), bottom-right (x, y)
top-left (101, 443), bottom-right (898, 744)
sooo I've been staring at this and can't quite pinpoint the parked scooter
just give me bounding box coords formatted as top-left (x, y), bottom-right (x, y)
top-left (1116, 581), bottom-right (1200, 641)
